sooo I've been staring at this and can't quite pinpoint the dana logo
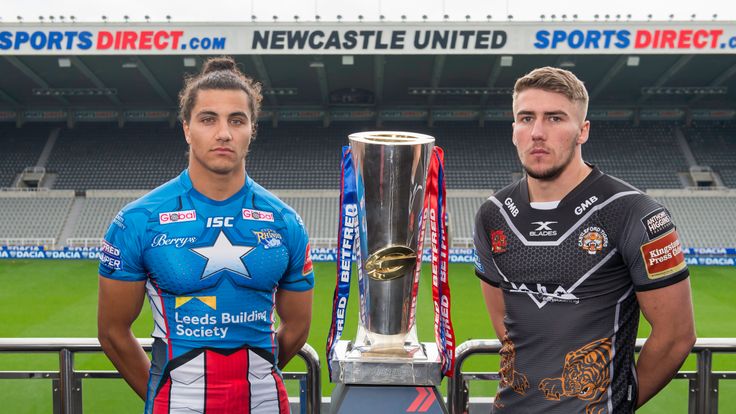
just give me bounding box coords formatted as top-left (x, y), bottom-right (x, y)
top-left (242, 208), bottom-right (274, 222)
top-left (509, 283), bottom-right (580, 308)
top-left (578, 226), bottom-right (609, 255)
top-left (530, 221), bottom-right (558, 237)
top-left (159, 210), bottom-right (197, 224)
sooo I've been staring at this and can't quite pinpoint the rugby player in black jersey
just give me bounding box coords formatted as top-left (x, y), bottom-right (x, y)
top-left (473, 67), bottom-right (696, 413)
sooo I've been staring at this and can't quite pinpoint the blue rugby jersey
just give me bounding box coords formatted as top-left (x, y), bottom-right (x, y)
top-left (99, 170), bottom-right (313, 413)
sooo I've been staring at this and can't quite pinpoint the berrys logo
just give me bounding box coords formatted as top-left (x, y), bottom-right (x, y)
top-left (159, 210), bottom-right (197, 224)
top-left (242, 208), bottom-right (274, 222)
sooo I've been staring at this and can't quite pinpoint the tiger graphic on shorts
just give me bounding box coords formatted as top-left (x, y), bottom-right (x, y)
top-left (538, 337), bottom-right (612, 414)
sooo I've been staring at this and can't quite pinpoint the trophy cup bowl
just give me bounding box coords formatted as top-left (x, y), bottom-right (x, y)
top-left (348, 131), bottom-right (434, 355)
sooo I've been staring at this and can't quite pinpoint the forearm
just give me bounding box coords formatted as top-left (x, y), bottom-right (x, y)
top-left (636, 330), bottom-right (695, 408)
top-left (99, 328), bottom-right (151, 399)
top-left (276, 323), bottom-right (309, 369)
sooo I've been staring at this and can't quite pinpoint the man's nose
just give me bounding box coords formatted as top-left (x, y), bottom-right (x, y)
top-left (216, 121), bottom-right (232, 141)
top-left (531, 119), bottom-right (545, 140)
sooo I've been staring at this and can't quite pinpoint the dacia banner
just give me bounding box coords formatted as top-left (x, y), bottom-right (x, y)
top-left (2, 245), bottom-right (735, 266)
top-left (0, 21), bottom-right (734, 55)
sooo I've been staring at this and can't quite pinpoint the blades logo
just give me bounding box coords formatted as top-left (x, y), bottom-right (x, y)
top-left (530, 221), bottom-right (558, 237)
top-left (578, 226), bottom-right (609, 255)
top-left (491, 230), bottom-right (507, 254)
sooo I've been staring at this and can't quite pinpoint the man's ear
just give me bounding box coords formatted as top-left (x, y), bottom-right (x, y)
top-left (577, 120), bottom-right (590, 145)
top-left (182, 121), bottom-right (191, 144)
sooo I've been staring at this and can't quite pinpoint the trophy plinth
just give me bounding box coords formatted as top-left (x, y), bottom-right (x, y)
top-left (329, 340), bottom-right (443, 386)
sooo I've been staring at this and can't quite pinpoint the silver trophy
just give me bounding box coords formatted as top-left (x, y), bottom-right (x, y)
top-left (330, 131), bottom-right (443, 387)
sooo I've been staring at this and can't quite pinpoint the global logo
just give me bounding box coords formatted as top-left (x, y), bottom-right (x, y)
top-left (159, 210), bottom-right (197, 224)
top-left (242, 208), bottom-right (274, 222)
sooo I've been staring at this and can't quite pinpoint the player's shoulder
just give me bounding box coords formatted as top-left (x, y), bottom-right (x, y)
top-left (249, 178), bottom-right (304, 227)
top-left (117, 172), bottom-right (189, 223)
top-left (479, 179), bottom-right (521, 213)
top-left (474, 180), bottom-right (521, 228)
top-left (596, 171), bottom-right (663, 212)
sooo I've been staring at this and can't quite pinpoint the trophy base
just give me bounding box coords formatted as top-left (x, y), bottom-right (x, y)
top-left (329, 384), bottom-right (448, 414)
top-left (329, 340), bottom-right (443, 386)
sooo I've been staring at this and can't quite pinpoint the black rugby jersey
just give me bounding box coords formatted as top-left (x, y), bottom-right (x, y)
top-left (473, 165), bottom-right (689, 414)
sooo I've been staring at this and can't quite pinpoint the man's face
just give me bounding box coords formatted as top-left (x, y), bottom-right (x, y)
top-left (512, 88), bottom-right (589, 181)
top-left (183, 89), bottom-right (253, 176)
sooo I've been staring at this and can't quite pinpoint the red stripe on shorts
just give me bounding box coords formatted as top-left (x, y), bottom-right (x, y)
top-left (205, 349), bottom-right (251, 413)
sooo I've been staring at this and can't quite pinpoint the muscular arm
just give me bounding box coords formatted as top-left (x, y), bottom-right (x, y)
top-left (275, 288), bottom-right (313, 369)
top-left (480, 281), bottom-right (506, 340)
top-left (97, 276), bottom-right (150, 400)
top-left (635, 278), bottom-right (696, 408)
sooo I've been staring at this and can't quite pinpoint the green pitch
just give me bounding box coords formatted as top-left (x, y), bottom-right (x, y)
top-left (0, 260), bottom-right (734, 413)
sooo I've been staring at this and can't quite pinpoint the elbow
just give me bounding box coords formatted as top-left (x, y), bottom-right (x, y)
top-left (98, 329), bottom-right (111, 350)
top-left (673, 327), bottom-right (697, 356)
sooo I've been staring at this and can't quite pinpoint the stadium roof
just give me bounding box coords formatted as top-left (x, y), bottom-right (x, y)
top-left (1, 21), bottom-right (735, 122)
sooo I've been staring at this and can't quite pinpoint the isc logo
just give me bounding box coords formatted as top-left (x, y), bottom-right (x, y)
top-left (206, 217), bottom-right (234, 228)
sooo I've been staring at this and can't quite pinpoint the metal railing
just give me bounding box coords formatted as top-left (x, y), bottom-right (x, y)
top-left (0, 338), bottom-right (321, 414)
top-left (0, 238), bottom-right (56, 249)
top-left (65, 238), bottom-right (103, 249)
top-left (447, 338), bottom-right (736, 414)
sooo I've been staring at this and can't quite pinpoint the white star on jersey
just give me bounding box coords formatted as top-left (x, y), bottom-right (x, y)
top-left (191, 231), bottom-right (255, 280)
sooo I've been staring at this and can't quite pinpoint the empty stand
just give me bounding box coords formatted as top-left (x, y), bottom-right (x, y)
top-left (72, 194), bottom-right (139, 240)
top-left (683, 122), bottom-right (736, 187)
top-left (656, 192), bottom-right (736, 248)
top-left (583, 122), bottom-right (688, 190)
top-left (46, 124), bottom-right (187, 190)
top-left (0, 191), bottom-right (74, 245)
top-left (0, 124), bottom-right (53, 188)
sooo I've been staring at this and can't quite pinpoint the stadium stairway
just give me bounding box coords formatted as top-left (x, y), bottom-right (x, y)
top-left (35, 127), bottom-right (60, 168)
top-left (58, 196), bottom-right (86, 246)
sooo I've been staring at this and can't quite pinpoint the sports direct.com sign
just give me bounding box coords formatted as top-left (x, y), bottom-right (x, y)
top-left (0, 22), bottom-right (734, 55)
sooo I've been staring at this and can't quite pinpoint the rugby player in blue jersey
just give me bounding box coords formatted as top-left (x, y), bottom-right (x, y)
top-left (97, 56), bottom-right (314, 414)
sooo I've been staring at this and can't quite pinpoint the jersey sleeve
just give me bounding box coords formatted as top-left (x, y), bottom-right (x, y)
top-left (98, 208), bottom-right (147, 281)
top-left (619, 196), bottom-right (689, 291)
top-left (473, 204), bottom-right (502, 287)
top-left (279, 211), bottom-right (315, 292)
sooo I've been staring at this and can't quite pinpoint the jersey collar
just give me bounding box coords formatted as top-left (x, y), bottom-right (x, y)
top-left (519, 162), bottom-right (602, 208)
top-left (179, 169), bottom-right (253, 206)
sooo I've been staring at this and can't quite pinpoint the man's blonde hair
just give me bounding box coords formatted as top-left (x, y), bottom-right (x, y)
top-left (513, 66), bottom-right (589, 121)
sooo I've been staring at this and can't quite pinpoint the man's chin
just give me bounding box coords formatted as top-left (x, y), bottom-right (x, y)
top-left (524, 165), bottom-right (563, 181)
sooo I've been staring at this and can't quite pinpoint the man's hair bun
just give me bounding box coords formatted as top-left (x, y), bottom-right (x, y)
top-left (201, 56), bottom-right (237, 74)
